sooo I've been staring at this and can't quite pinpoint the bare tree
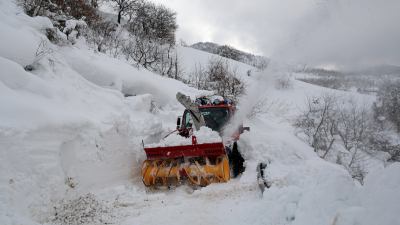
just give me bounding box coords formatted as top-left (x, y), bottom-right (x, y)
top-left (295, 94), bottom-right (375, 183)
top-left (368, 132), bottom-right (400, 162)
top-left (86, 20), bottom-right (118, 52)
top-left (24, 38), bottom-right (53, 71)
top-left (125, 1), bottom-right (177, 45)
top-left (189, 63), bottom-right (207, 89)
top-left (110, 0), bottom-right (142, 24)
top-left (255, 57), bottom-right (269, 71)
top-left (20, 0), bottom-right (100, 25)
top-left (188, 58), bottom-right (245, 101)
top-left (90, 0), bottom-right (99, 8)
top-left (53, 0), bottom-right (100, 25)
top-left (337, 100), bottom-right (371, 153)
top-left (374, 79), bottom-right (400, 132)
top-left (275, 74), bottom-right (293, 90)
top-left (127, 35), bottom-right (161, 69)
top-left (206, 58), bottom-right (245, 101)
top-left (20, 0), bottom-right (49, 16)
top-left (246, 97), bottom-right (286, 119)
top-left (337, 100), bottom-right (372, 182)
top-left (295, 94), bottom-right (338, 158)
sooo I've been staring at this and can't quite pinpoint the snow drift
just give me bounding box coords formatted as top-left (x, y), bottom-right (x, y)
top-left (0, 1), bottom-right (399, 225)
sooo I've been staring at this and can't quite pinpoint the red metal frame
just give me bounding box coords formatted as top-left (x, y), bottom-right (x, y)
top-left (144, 104), bottom-right (238, 160)
top-left (144, 136), bottom-right (225, 160)
top-left (198, 105), bottom-right (235, 109)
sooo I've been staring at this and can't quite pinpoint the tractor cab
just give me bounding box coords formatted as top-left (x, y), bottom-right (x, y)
top-left (177, 95), bottom-right (235, 135)
top-left (184, 106), bottom-right (233, 132)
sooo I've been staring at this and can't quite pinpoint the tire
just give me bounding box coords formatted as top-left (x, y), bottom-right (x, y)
top-left (229, 142), bottom-right (245, 177)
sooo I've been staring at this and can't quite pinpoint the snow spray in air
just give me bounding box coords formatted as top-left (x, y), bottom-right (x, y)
top-left (223, 62), bottom-right (288, 139)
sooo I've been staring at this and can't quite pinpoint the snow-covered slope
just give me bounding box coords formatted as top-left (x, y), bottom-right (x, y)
top-left (177, 45), bottom-right (256, 81)
top-left (0, 1), bottom-right (201, 224)
top-left (0, 1), bottom-right (399, 225)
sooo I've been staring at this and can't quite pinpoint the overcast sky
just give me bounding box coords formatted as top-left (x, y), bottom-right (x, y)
top-left (152, 0), bottom-right (400, 68)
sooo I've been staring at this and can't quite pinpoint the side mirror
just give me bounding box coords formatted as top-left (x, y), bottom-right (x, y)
top-left (239, 126), bottom-right (250, 134)
top-left (176, 116), bottom-right (182, 129)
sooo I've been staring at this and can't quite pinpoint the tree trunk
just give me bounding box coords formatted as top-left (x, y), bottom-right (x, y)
top-left (118, 11), bottom-right (122, 24)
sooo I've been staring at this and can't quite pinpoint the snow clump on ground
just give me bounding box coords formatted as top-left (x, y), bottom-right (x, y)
top-left (51, 193), bottom-right (116, 225)
top-left (146, 126), bottom-right (222, 147)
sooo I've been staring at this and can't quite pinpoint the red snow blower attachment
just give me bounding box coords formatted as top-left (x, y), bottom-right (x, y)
top-left (141, 93), bottom-right (247, 187)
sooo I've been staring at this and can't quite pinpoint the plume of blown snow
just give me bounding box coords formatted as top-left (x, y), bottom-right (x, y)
top-left (223, 63), bottom-right (286, 139)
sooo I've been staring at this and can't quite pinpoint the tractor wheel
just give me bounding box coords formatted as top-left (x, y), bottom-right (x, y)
top-left (229, 142), bottom-right (245, 177)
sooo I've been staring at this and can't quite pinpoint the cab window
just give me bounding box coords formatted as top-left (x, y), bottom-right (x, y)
top-left (184, 111), bottom-right (193, 128)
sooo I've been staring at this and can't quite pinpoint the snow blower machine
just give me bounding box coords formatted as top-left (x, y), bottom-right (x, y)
top-left (141, 92), bottom-right (249, 187)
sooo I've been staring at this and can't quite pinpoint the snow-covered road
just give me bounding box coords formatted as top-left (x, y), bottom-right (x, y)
top-left (1, 1), bottom-right (399, 224)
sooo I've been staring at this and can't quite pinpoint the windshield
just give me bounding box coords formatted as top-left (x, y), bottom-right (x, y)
top-left (184, 107), bottom-right (230, 132)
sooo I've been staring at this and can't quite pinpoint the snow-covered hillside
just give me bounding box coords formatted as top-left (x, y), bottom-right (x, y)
top-left (0, 1), bottom-right (200, 224)
top-left (0, 1), bottom-right (399, 225)
top-left (176, 45), bottom-right (256, 86)
top-left (190, 42), bottom-right (268, 70)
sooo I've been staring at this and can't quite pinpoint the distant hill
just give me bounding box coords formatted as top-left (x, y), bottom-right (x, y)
top-left (348, 64), bottom-right (400, 76)
top-left (296, 64), bottom-right (400, 77)
top-left (190, 42), bottom-right (269, 70)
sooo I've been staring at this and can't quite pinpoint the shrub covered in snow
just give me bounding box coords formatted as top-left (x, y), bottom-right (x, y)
top-left (373, 79), bottom-right (400, 132)
top-left (368, 131), bottom-right (400, 162)
top-left (275, 73), bottom-right (293, 90)
top-left (63, 19), bottom-right (87, 44)
top-left (189, 58), bottom-right (245, 101)
top-left (19, 0), bottom-right (99, 25)
top-left (20, 0), bottom-right (182, 80)
top-left (294, 94), bottom-right (384, 183)
top-left (295, 94), bottom-right (338, 157)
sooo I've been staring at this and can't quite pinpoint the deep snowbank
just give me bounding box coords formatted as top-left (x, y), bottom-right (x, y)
top-left (0, 1), bottom-right (202, 224)
top-left (61, 46), bottom-right (201, 107)
top-left (0, 1), bottom-right (399, 225)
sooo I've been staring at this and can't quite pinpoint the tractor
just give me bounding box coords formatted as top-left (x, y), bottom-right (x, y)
top-left (141, 93), bottom-right (248, 187)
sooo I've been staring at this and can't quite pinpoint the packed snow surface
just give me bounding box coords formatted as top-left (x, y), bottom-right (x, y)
top-left (146, 131), bottom-right (192, 147)
top-left (0, 1), bottom-right (399, 225)
top-left (194, 126), bottom-right (222, 143)
top-left (146, 126), bottom-right (222, 147)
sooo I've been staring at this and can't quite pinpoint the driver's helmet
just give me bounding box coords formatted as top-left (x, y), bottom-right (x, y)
top-left (195, 96), bottom-right (210, 105)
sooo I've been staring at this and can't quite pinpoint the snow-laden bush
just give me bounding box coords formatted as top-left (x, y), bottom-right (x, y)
top-left (86, 19), bottom-right (119, 53)
top-left (125, 1), bottom-right (177, 45)
top-left (275, 74), bottom-right (293, 90)
top-left (120, 35), bottom-right (182, 79)
top-left (295, 94), bottom-right (338, 157)
top-left (108, 0), bottom-right (142, 24)
top-left (19, 0), bottom-right (50, 17)
top-left (63, 19), bottom-right (87, 44)
top-left (24, 38), bottom-right (54, 71)
top-left (368, 131), bottom-right (400, 162)
top-left (246, 97), bottom-right (288, 119)
top-left (295, 94), bottom-right (378, 183)
top-left (189, 58), bottom-right (245, 101)
top-left (373, 79), bottom-right (400, 132)
top-left (19, 0), bottom-right (99, 24)
top-left (21, 0), bottom-right (182, 80)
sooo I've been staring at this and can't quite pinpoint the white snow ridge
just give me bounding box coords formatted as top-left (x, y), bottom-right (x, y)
top-left (0, 1), bottom-right (399, 225)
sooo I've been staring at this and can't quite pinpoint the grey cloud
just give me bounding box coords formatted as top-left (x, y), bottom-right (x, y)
top-left (152, 0), bottom-right (400, 67)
